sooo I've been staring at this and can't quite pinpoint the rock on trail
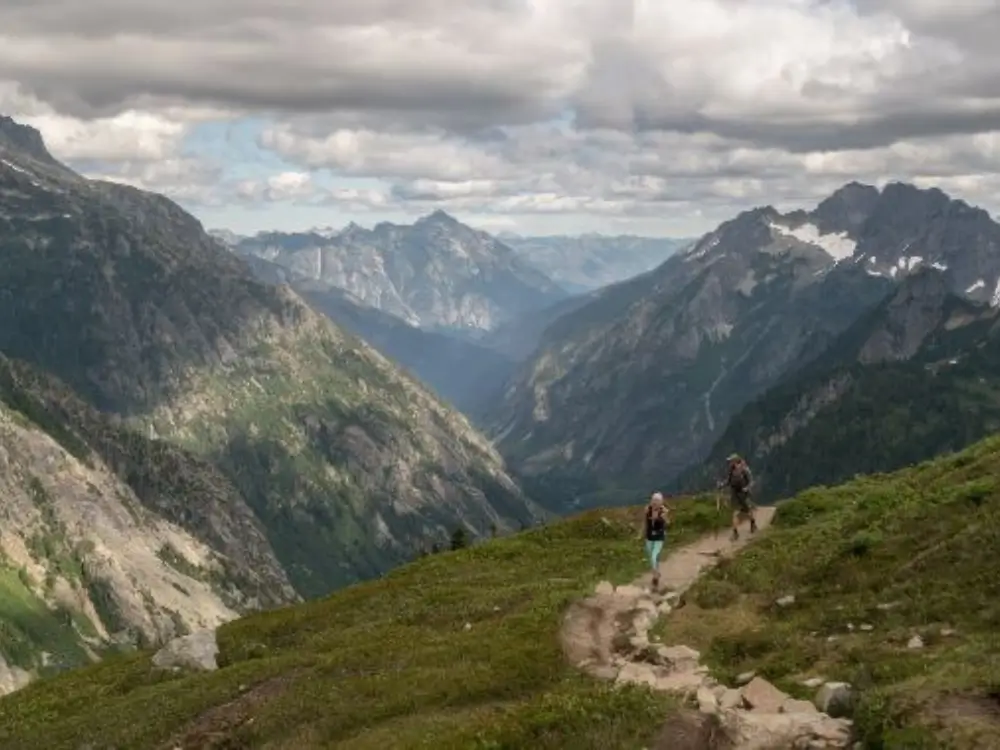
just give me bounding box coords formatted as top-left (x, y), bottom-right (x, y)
top-left (560, 506), bottom-right (854, 749)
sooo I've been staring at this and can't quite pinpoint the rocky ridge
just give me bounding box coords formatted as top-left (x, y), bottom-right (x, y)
top-left (231, 211), bottom-right (567, 333)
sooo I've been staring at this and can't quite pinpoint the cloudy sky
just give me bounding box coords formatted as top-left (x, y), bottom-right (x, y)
top-left (2, 0), bottom-right (999, 237)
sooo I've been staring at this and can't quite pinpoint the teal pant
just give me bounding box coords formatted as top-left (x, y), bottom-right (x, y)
top-left (645, 539), bottom-right (664, 571)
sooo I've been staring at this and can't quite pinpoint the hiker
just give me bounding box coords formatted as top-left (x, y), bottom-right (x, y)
top-left (642, 492), bottom-right (672, 588)
top-left (719, 453), bottom-right (757, 541)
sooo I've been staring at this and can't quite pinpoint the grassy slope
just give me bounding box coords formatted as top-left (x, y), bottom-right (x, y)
top-left (657, 434), bottom-right (1000, 749)
top-left (0, 500), bottom-right (728, 750)
top-left (0, 568), bottom-right (92, 676)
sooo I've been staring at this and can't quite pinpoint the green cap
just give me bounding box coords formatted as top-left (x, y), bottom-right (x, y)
top-left (726, 453), bottom-right (741, 462)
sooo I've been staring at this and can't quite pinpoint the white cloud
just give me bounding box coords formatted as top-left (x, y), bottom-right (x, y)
top-left (236, 171), bottom-right (317, 203)
top-left (1, 0), bottom-right (1000, 233)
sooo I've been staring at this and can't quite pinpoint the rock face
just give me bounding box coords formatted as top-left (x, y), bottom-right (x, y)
top-left (490, 182), bottom-right (1000, 499)
top-left (232, 211), bottom-right (567, 333)
top-left (0, 355), bottom-right (293, 695)
top-left (0, 116), bottom-right (545, 604)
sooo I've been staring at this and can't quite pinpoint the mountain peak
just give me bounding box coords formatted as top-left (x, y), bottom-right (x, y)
top-left (0, 115), bottom-right (59, 166)
top-left (419, 209), bottom-right (461, 226)
top-left (810, 182), bottom-right (880, 234)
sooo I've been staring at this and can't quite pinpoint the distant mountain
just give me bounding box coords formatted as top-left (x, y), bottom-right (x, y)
top-left (499, 233), bottom-right (692, 292)
top-left (487, 182), bottom-right (1000, 506)
top-left (0, 112), bottom-right (544, 620)
top-left (682, 267), bottom-right (1000, 501)
top-left (237, 253), bottom-right (517, 416)
top-left (231, 212), bottom-right (568, 333)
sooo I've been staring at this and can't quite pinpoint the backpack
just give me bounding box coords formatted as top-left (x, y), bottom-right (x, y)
top-left (729, 462), bottom-right (751, 491)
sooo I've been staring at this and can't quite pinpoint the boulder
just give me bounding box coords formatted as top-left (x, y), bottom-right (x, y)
top-left (697, 685), bottom-right (719, 714)
top-left (782, 697), bottom-right (820, 714)
top-left (719, 688), bottom-right (744, 710)
top-left (742, 676), bottom-right (789, 713)
top-left (615, 661), bottom-right (660, 688)
top-left (152, 629), bottom-right (219, 673)
top-left (814, 682), bottom-right (853, 718)
top-left (614, 584), bottom-right (645, 599)
top-left (0, 654), bottom-right (32, 696)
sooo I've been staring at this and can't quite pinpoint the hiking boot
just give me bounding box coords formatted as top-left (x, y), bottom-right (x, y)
top-left (750, 518), bottom-right (758, 534)
top-left (652, 572), bottom-right (660, 590)
top-left (731, 528), bottom-right (739, 542)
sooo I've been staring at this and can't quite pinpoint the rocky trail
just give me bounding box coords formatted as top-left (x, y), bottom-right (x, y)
top-left (561, 506), bottom-right (856, 749)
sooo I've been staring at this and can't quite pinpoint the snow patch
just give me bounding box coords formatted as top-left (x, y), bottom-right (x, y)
top-left (735, 270), bottom-right (757, 296)
top-left (931, 262), bottom-right (948, 271)
top-left (0, 159), bottom-right (29, 175)
top-left (890, 267), bottom-right (898, 278)
top-left (865, 270), bottom-right (884, 278)
top-left (709, 322), bottom-right (734, 340)
top-left (992, 278), bottom-right (1000, 307)
top-left (892, 255), bottom-right (924, 271)
top-left (685, 234), bottom-right (718, 261)
top-left (769, 221), bottom-right (856, 261)
top-left (967, 279), bottom-right (985, 293)
top-left (868, 256), bottom-right (876, 264)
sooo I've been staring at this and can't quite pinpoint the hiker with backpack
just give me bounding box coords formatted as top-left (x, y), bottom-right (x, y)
top-left (641, 492), bottom-right (672, 589)
top-left (718, 454), bottom-right (757, 541)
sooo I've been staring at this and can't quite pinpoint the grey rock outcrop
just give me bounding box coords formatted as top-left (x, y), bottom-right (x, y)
top-left (152, 629), bottom-right (219, 672)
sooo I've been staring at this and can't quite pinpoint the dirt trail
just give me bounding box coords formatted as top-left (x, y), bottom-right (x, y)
top-left (561, 506), bottom-right (855, 749)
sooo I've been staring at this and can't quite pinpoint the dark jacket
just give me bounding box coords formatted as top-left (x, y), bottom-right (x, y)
top-left (727, 461), bottom-right (753, 493)
top-left (645, 505), bottom-right (667, 541)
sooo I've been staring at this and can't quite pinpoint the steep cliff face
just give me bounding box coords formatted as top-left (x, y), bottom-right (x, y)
top-left (232, 211), bottom-right (567, 333)
top-left (0, 354), bottom-right (299, 695)
top-left (0, 116), bottom-right (545, 604)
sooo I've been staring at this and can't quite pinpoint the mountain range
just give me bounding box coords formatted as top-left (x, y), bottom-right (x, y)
top-left (0, 114), bottom-right (545, 688)
top-left (217, 222), bottom-right (663, 416)
top-left (489, 181), bottom-right (1000, 508)
top-left (226, 213), bottom-right (568, 334)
